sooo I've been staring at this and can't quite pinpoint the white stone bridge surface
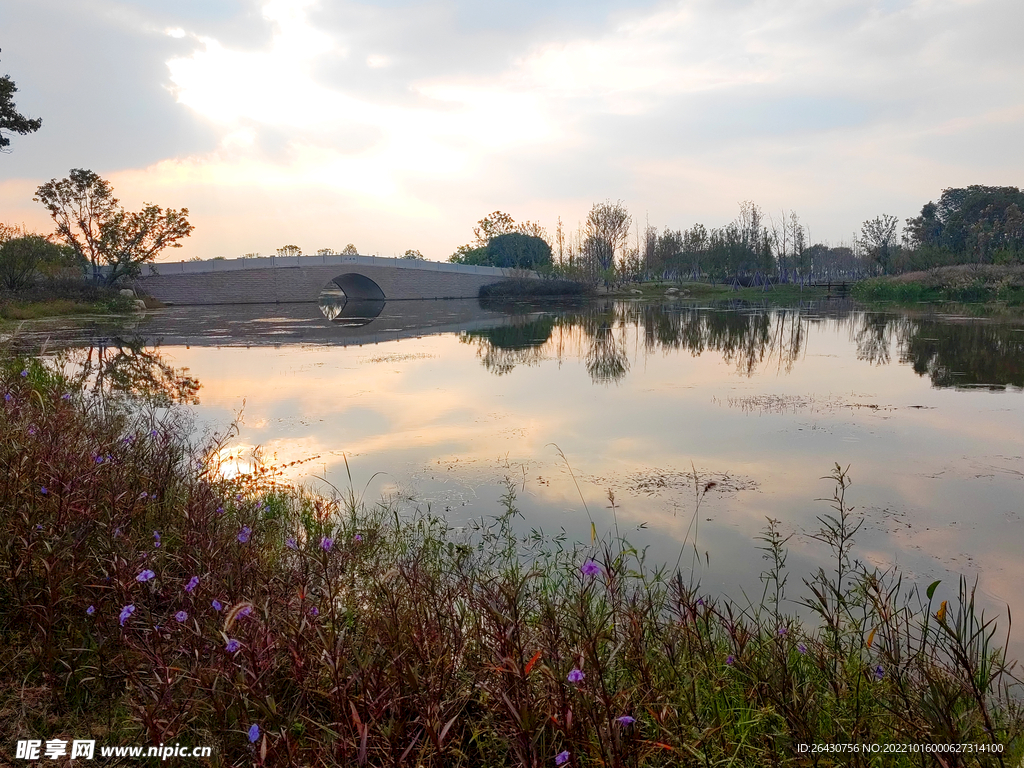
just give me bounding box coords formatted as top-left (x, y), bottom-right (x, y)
top-left (127, 254), bottom-right (524, 305)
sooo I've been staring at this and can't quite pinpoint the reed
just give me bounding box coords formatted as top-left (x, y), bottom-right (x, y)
top-left (1, 351), bottom-right (1021, 766)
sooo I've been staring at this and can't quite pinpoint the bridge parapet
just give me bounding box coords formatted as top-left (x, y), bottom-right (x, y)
top-left (127, 254), bottom-right (537, 305)
top-left (119, 254), bottom-right (515, 278)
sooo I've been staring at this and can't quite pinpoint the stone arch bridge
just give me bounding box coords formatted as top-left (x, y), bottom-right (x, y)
top-left (129, 254), bottom-right (525, 305)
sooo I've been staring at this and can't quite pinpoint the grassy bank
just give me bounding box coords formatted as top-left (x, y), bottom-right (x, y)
top-left (1, 353), bottom-right (1022, 767)
top-left (853, 265), bottom-right (1024, 307)
top-left (597, 280), bottom-right (836, 304)
top-left (0, 281), bottom-right (154, 323)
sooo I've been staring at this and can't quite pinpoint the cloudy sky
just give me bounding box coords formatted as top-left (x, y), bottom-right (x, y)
top-left (2, 0), bottom-right (1022, 261)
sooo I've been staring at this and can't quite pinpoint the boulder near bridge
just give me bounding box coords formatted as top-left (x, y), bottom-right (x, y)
top-left (129, 254), bottom-right (522, 305)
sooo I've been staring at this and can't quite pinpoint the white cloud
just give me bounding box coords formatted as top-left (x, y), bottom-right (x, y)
top-left (9, 0), bottom-right (1019, 259)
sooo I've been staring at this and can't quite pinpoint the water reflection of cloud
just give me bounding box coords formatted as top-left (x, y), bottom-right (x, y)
top-left (147, 302), bottom-right (1024, 658)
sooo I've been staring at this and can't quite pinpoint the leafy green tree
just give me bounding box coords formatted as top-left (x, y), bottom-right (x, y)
top-left (905, 186), bottom-right (1024, 263)
top-left (401, 249), bottom-right (425, 260)
top-left (486, 233), bottom-right (551, 269)
top-left (35, 169), bottom-right (193, 285)
top-left (0, 50), bottom-right (41, 152)
top-left (448, 244), bottom-right (488, 265)
top-left (0, 235), bottom-right (77, 290)
top-left (340, 244), bottom-right (359, 255)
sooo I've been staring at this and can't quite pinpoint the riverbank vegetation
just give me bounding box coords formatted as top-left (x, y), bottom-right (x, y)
top-left (1, 346), bottom-right (1022, 766)
top-left (853, 264), bottom-right (1024, 307)
top-left (454, 185), bottom-right (1023, 304)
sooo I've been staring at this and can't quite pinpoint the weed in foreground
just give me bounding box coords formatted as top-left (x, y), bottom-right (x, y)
top-left (0, 353), bottom-right (1021, 767)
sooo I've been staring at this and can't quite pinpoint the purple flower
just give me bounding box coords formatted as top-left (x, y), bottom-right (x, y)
top-left (567, 668), bottom-right (584, 683)
top-left (225, 638), bottom-right (241, 653)
top-left (20, 369), bottom-right (28, 377)
top-left (4, 393), bottom-right (11, 402)
top-left (555, 751), bottom-right (570, 766)
top-left (86, 605), bottom-right (95, 616)
top-left (40, 486), bottom-right (48, 495)
top-left (615, 715), bottom-right (636, 726)
top-left (212, 599), bottom-right (223, 611)
top-left (248, 723), bottom-right (260, 743)
top-left (696, 598), bottom-right (704, 606)
top-left (308, 606), bottom-right (319, 617)
top-left (285, 537), bottom-right (297, 550)
top-left (185, 576), bottom-right (200, 593)
top-left (581, 560), bottom-right (601, 577)
top-left (778, 626), bottom-right (787, 636)
top-left (238, 605), bottom-right (252, 618)
top-left (27, 426), bottom-right (36, 436)
top-left (136, 569), bottom-right (156, 582)
top-left (61, 393), bottom-right (71, 401)
top-left (798, 643), bottom-right (807, 654)
top-left (140, 492), bottom-right (148, 499)
top-left (174, 610), bottom-right (188, 623)
top-left (151, 430), bottom-right (158, 438)
top-left (354, 533), bottom-right (363, 542)
top-left (320, 536), bottom-right (333, 552)
top-left (95, 455), bottom-right (104, 464)
top-left (237, 526), bottom-right (251, 544)
top-left (216, 506), bottom-right (224, 514)
top-left (726, 655), bottom-right (735, 666)
top-left (119, 604), bottom-right (135, 626)
top-left (874, 664), bottom-right (884, 680)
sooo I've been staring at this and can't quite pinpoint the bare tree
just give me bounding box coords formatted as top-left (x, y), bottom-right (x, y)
top-left (769, 209), bottom-right (790, 280)
top-left (859, 215), bottom-right (900, 274)
top-left (585, 200), bottom-right (632, 273)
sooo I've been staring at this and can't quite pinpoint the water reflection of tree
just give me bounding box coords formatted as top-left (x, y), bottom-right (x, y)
top-left (461, 316), bottom-right (556, 375)
top-left (462, 301), bottom-right (1024, 390)
top-left (58, 338), bottom-right (201, 406)
top-left (899, 320), bottom-right (1024, 390)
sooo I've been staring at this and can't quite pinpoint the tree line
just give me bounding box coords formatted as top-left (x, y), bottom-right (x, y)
top-left (5, 51), bottom-right (1020, 287)
top-left (451, 202), bottom-right (870, 285)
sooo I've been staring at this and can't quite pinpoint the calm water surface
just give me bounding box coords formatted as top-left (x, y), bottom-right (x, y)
top-left (27, 298), bottom-right (1024, 652)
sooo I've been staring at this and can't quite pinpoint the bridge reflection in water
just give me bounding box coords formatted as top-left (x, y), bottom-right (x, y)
top-left (318, 285), bottom-right (386, 327)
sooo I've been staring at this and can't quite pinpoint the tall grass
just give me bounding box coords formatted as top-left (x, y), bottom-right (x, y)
top-left (1, 351), bottom-right (1021, 766)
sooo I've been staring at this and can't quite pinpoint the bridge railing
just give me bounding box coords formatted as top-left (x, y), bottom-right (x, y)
top-left (121, 254), bottom-right (519, 278)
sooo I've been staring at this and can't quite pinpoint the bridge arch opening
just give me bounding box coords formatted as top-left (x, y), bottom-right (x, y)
top-left (318, 272), bottom-right (386, 325)
top-left (332, 272), bottom-right (386, 301)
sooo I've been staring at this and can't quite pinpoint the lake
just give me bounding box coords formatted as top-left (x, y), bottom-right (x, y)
top-left (20, 297), bottom-right (1024, 654)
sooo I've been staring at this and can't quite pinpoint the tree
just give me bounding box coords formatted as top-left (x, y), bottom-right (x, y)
top-left (277, 244), bottom-right (301, 257)
top-left (448, 244), bottom-right (488, 265)
top-left (316, 248), bottom-right (334, 256)
top-left (905, 186), bottom-right (1024, 263)
top-left (485, 233), bottom-right (551, 269)
top-left (340, 244), bottom-right (359, 255)
top-left (0, 235), bottom-right (76, 290)
top-left (585, 201), bottom-right (632, 272)
top-left (472, 211), bottom-right (516, 247)
top-left (401, 249), bottom-right (425, 260)
top-left (35, 169), bottom-right (193, 285)
top-left (1, 50), bottom-right (41, 152)
top-left (859, 214), bottom-right (900, 274)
